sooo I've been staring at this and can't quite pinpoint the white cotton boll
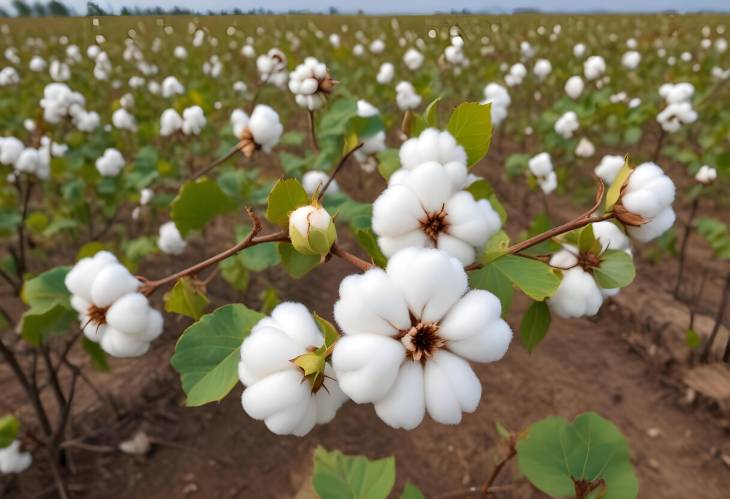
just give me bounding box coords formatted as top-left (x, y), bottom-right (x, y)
top-left (302, 170), bottom-right (338, 196)
top-left (89, 263), bottom-right (140, 308)
top-left (528, 152), bottom-right (553, 177)
top-left (332, 334), bottom-right (405, 403)
top-left (161, 76), bottom-right (184, 98)
top-left (74, 111), bottom-right (100, 132)
top-left (564, 75), bottom-right (584, 99)
top-left (29, 55), bottom-right (46, 72)
top-left (374, 361), bottom-right (426, 429)
top-left (533, 58), bottom-right (552, 80)
top-left (159, 109), bottom-right (183, 136)
top-left (575, 138), bottom-right (595, 158)
top-left (399, 161), bottom-right (453, 212)
top-left (101, 328), bottom-right (150, 357)
top-left (65, 251), bottom-right (118, 303)
top-left (233, 80), bottom-right (247, 93)
top-left (372, 184), bottom-right (426, 236)
top-left (106, 293), bottom-right (153, 335)
top-left (269, 302), bottom-right (323, 348)
top-left (403, 48), bottom-right (424, 70)
top-left (376, 62), bottom-right (394, 84)
top-left (548, 267), bottom-right (604, 318)
top-left (573, 43), bottom-right (587, 58)
top-left (399, 128), bottom-right (467, 170)
top-left (14, 148), bottom-right (40, 175)
top-left (157, 221), bottom-right (187, 255)
top-left (181, 105), bottom-right (206, 135)
top-left (0, 441), bottom-right (32, 474)
top-left (592, 221), bottom-right (631, 253)
top-left (329, 33), bottom-right (340, 47)
top-left (49, 60), bottom-right (70, 81)
top-left (695, 165), bottom-right (717, 185)
top-left (540, 173), bottom-right (557, 194)
top-left (594, 155), bottom-right (625, 185)
top-left (248, 105), bottom-right (283, 152)
top-left (660, 82), bottom-right (694, 104)
top-left (369, 39), bottom-right (385, 53)
top-left (424, 350), bottom-right (481, 424)
top-left (622, 51), bottom-right (641, 69)
top-left (173, 46), bottom-right (187, 59)
top-left (583, 55), bottom-right (606, 80)
top-left (240, 326), bottom-right (303, 385)
top-left (445, 192), bottom-right (501, 248)
top-left (112, 108), bottom-right (136, 131)
top-left (358, 130), bottom-right (386, 157)
top-left (554, 111), bottom-right (579, 138)
top-left (622, 162), bottom-right (675, 217)
top-left (395, 80), bottom-right (421, 110)
top-left (0, 137), bottom-right (24, 165)
top-left (241, 370), bottom-right (310, 430)
top-left (95, 148), bottom-right (125, 177)
top-left (627, 207), bottom-right (675, 242)
top-left (289, 205), bottom-right (331, 237)
top-left (656, 102), bottom-right (698, 132)
top-left (230, 108), bottom-right (250, 138)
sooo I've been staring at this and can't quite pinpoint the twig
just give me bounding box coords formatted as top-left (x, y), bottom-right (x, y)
top-left (318, 143), bottom-right (364, 201)
top-left (17, 175), bottom-right (34, 278)
top-left (653, 127), bottom-right (666, 163)
top-left (330, 244), bottom-right (374, 272)
top-left (701, 272), bottom-right (730, 362)
top-left (308, 110), bottom-right (319, 152)
top-left (188, 141), bottom-right (245, 181)
top-left (674, 196), bottom-right (699, 299)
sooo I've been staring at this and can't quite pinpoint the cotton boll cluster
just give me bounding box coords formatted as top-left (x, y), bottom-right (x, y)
top-left (584, 55), bottom-right (606, 80)
top-left (575, 138), bottom-right (595, 158)
top-left (528, 152), bottom-right (557, 194)
top-left (95, 148), bottom-right (125, 177)
top-left (594, 155), bottom-right (625, 184)
top-left (288, 57), bottom-right (335, 111)
top-left (0, 67), bottom-right (19, 86)
top-left (564, 75), bottom-right (584, 99)
top-left (482, 83), bottom-right (510, 126)
top-left (622, 51), bottom-right (641, 69)
top-left (695, 165), bottom-right (717, 185)
top-left (92, 51), bottom-right (112, 80)
top-left (302, 170), bottom-right (339, 197)
top-left (332, 247), bottom-right (512, 429)
top-left (65, 251), bottom-right (163, 358)
top-left (256, 48), bottom-right (288, 88)
top-left (0, 137), bottom-right (24, 167)
top-left (395, 81), bottom-right (421, 110)
top-left (659, 82), bottom-right (694, 104)
top-left (40, 83), bottom-right (86, 124)
top-left (0, 441), bottom-right (32, 474)
top-left (616, 162), bottom-right (676, 242)
top-left (403, 48), bottom-right (424, 70)
top-left (656, 82), bottom-right (697, 133)
top-left (533, 58), bottom-right (552, 80)
top-left (444, 36), bottom-right (468, 68)
top-left (238, 302), bottom-right (347, 436)
top-left (229, 105), bottom-right (283, 156)
top-left (554, 111), bottom-right (579, 138)
top-left (112, 107), bottom-right (137, 131)
top-left (373, 129), bottom-right (501, 265)
top-left (505, 63), bottom-right (527, 86)
top-left (202, 55), bottom-right (223, 78)
top-left (161, 76), bottom-right (184, 98)
top-left (157, 221), bottom-right (187, 255)
top-left (376, 62), bottom-right (394, 84)
top-left (181, 106), bottom-right (206, 135)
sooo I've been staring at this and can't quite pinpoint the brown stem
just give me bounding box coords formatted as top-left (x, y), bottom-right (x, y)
top-left (318, 143), bottom-right (364, 202)
top-left (653, 127), bottom-right (666, 163)
top-left (308, 110), bottom-right (319, 153)
top-left (574, 479), bottom-right (605, 499)
top-left (481, 446), bottom-right (517, 496)
top-left (0, 265), bottom-right (21, 294)
top-left (188, 141), bottom-right (245, 181)
top-left (701, 271), bottom-right (730, 362)
top-left (674, 196), bottom-right (699, 299)
top-left (330, 244), bottom-right (374, 272)
top-left (17, 175), bottom-right (34, 278)
top-left (41, 346), bottom-right (67, 409)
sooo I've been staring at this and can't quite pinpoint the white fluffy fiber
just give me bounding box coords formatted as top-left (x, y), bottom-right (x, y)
top-left (482, 83), bottom-right (510, 126)
top-left (583, 55), bottom-right (606, 80)
top-left (403, 48), bottom-right (424, 70)
top-left (160, 108), bottom-right (183, 136)
top-left (533, 58), bottom-right (552, 80)
top-left (289, 57), bottom-right (329, 110)
top-left (620, 162), bottom-right (676, 242)
top-left (575, 137), bottom-right (595, 158)
top-left (65, 251), bottom-right (163, 358)
top-left (161, 76), bottom-right (184, 98)
top-left (238, 302), bottom-right (347, 436)
top-left (564, 75), bottom-right (584, 99)
top-left (528, 152), bottom-right (557, 194)
top-left (0, 441), bottom-right (32, 474)
top-left (302, 170), bottom-right (339, 196)
top-left (230, 105), bottom-right (283, 152)
top-left (181, 105), bottom-right (206, 135)
top-left (554, 111), bottom-right (579, 138)
top-left (289, 205), bottom-right (332, 236)
top-left (399, 128), bottom-right (467, 172)
top-left (157, 221), bottom-right (187, 255)
top-left (594, 155), bottom-right (625, 184)
top-left (331, 247), bottom-right (512, 429)
top-left (95, 148), bottom-right (125, 177)
top-left (695, 165), bottom-right (717, 185)
top-left (395, 81), bottom-right (421, 111)
top-left (376, 62), bottom-right (394, 84)
top-left (112, 108), bottom-right (136, 131)
top-left (256, 48), bottom-right (288, 88)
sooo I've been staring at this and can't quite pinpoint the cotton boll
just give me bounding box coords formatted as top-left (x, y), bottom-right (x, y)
top-left (302, 170), bottom-right (338, 196)
top-left (626, 207), bottom-right (675, 242)
top-left (181, 105), bottom-right (206, 135)
top-left (533, 58), bottom-right (552, 80)
top-left (159, 108), bottom-right (183, 136)
top-left (95, 148), bottom-right (125, 177)
top-left (594, 155), bottom-right (625, 184)
top-left (89, 263), bottom-right (140, 308)
top-left (564, 75), bottom-right (584, 99)
top-left (528, 152), bottom-right (553, 177)
top-left (374, 361), bottom-right (426, 429)
top-left (403, 48), bottom-right (424, 70)
top-left (592, 221), bottom-right (631, 253)
top-left (575, 138), bottom-right (595, 158)
top-left (554, 111), bottom-right (579, 138)
top-left (161, 76), bottom-right (184, 97)
top-left (695, 165), bottom-right (717, 185)
top-left (583, 55), bottom-right (606, 80)
top-left (100, 327), bottom-right (150, 358)
top-left (0, 441), bottom-right (32, 474)
top-left (112, 108), bottom-right (136, 131)
top-left (395, 81), bottom-right (421, 110)
top-left (157, 221), bottom-right (187, 255)
top-left (622, 50), bottom-right (641, 69)
top-left (376, 62), bottom-right (394, 84)
top-left (399, 128), bottom-right (467, 170)
top-left (0, 137), bottom-right (24, 165)
top-left (248, 105), bottom-right (283, 152)
top-left (105, 293), bottom-right (154, 336)
top-left (548, 266), bottom-right (604, 318)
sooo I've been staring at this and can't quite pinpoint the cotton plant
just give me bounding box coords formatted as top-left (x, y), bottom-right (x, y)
top-left (289, 57), bottom-right (336, 111)
top-left (332, 247), bottom-right (512, 429)
top-left (157, 222), bottom-right (187, 255)
top-left (0, 441), bottom-right (32, 474)
top-left (65, 251), bottom-right (163, 357)
top-left (229, 105), bottom-right (284, 157)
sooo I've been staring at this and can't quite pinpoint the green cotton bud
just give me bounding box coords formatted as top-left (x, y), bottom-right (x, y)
top-left (288, 204), bottom-right (337, 257)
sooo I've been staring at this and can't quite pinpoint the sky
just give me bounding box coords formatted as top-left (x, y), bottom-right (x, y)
top-left (1, 0), bottom-right (729, 13)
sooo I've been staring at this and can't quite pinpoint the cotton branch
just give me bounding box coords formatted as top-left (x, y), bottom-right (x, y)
top-left (318, 142), bottom-right (364, 202)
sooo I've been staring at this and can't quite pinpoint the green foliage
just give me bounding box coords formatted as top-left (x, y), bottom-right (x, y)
top-left (171, 178), bottom-right (237, 236)
top-left (605, 158), bottom-right (631, 211)
top-left (517, 412), bottom-right (638, 499)
top-left (265, 178), bottom-right (310, 226)
top-left (400, 483), bottom-right (426, 499)
top-left (519, 301), bottom-right (551, 353)
top-left (81, 337), bottom-right (110, 372)
top-left (164, 277), bottom-right (210, 320)
top-left (0, 415), bottom-right (20, 449)
top-left (171, 304), bottom-right (264, 407)
top-left (376, 148), bottom-right (400, 181)
top-left (695, 218), bottom-right (730, 260)
top-left (312, 447), bottom-right (396, 499)
top-left (278, 243), bottom-right (321, 278)
top-left (19, 267), bottom-right (75, 346)
top-left (446, 102), bottom-right (493, 167)
top-left (593, 250), bottom-right (635, 289)
top-left (355, 229), bottom-right (387, 267)
top-left (685, 329), bottom-right (701, 349)
top-left (474, 254), bottom-right (561, 302)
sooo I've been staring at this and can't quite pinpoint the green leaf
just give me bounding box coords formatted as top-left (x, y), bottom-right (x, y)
top-left (424, 96), bottom-right (442, 126)
top-left (265, 178), bottom-right (310, 226)
top-left (410, 112), bottom-right (428, 136)
top-left (219, 257), bottom-right (250, 292)
top-left (20, 303), bottom-right (76, 346)
top-left (278, 243), bottom-right (321, 278)
top-left (0, 210), bottom-right (21, 236)
top-left (685, 329), bottom-right (701, 349)
top-left (314, 313), bottom-right (339, 348)
top-left (519, 301), bottom-right (551, 353)
top-left (480, 230), bottom-right (510, 264)
top-left (446, 101), bottom-right (493, 167)
top-left (486, 255), bottom-right (561, 302)
top-left (623, 127), bottom-right (642, 145)
top-left (517, 412), bottom-right (638, 499)
top-left (171, 178), bottom-right (237, 236)
top-left (171, 304), bottom-right (264, 407)
top-left (356, 229), bottom-right (387, 267)
top-left (164, 277), bottom-right (210, 320)
top-left (259, 287), bottom-right (280, 315)
top-left (312, 447), bottom-right (396, 499)
top-left (376, 149), bottom-right (401, 181)
top-left (605, 158), bottom-right (631, 211)
top-left (21, 266), bottom-right (71, 311)
top-left (400, 483), bottom-right (426, 499)
top-left (81, 337), bottom-right (110, 372)
top-left (465, 179), bottom-right (493, 201)
top-left (0, 415), bottom-right (20, 448)
top-left (469, 264), bottom-right (514, 315)
top-left (593, 250), bottom-right (635, 289)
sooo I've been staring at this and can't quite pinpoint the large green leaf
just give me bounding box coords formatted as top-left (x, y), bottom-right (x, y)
top-left (517, 412), bottom-right (638, 499)
top-left (519, 301), bottom-right (551, 353)
top-left (0, 415), bottom-right (20, 448)
top-left (593, 250), bottom-right (635, 289)
top-left (469, 263), bottom-right (514, 315)
top-left (21, 266), bottom-right (71, 311)
top-left (312, 447), bottom-right (396, 499)
top-left (20, 303), bottom-right (76, 346)
top-left (265, 178), bottom-right (310, 226)
top-left (446, 101), bottom-right (493, 167)
top-left (484, 255), bottom-right (561, 302)
top-left (171, 304), bottom-right (264, 407)
top-left (171, 178), bottom-right (237, 236)
top-left (164, 277), bottom-right (210, 320)
top-left (81, 337), bottom-right (110, 372)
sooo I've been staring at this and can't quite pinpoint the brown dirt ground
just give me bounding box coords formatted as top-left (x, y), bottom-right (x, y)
top-left (2, 137), bottom-right (730, 499)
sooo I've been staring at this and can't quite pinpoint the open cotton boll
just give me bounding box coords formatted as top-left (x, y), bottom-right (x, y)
top-left (659, 82), bottom-right (694, 104)
top-left (95, 148), bottom-right (125, 177)
top-left (0, 441), bottom-right (32, 474)
top-left (403, 48), bottom-right (424, 70)
top-left (528, 152), bottom-right (553, 177)
top-left (538, 171), bottom-right (557, 195)
top-left (395, 81), bottom-right (421, 110)
top-left (157, 221), bottom-right (187, 255)
top-left (622, 51), bottom-right (641, 69)
top-left (548, 266), bottom-right (604, 318)
top-left (376, 62), bottom-right (394, 84)
top-left (238, 302), bottom-right (347, 436)
top-left (112, 108), bottom-right (136, 131)
top-left (90, 264), bottom-right (141, 308)
top-left (160, 108), bottom-right (183, 136)
top-left (695, 165), bottom-right (717, 185)
top-left (583, 55), bottom-right (606, 80)
top-left (554, 111), bottom-right (579, 138)
top-left (618, 162), bottom-right (676, 242)
top-left (656, 102), bottom-right (697, 133)
top-left (0, 137), bottom-right (24, 165)
top-left (332, 247), bottom-right (512, 429)
top-left (592, 221), bottom-right (631, 253)
top-left (399, 128), bottom-right (467, 170)
top-left (230, 109), bottom-right (249, 138)
top-left (564, 75), bottom-right (584, 99)
top-left (161, 75), bottom-right (184, 97)
top-left (575, 138), bottom-right (595, 158)
top-left (533, 58), bottom-right (552, 79)
top-left (302, 170), bottom-right (338, 196)
top-left (181, 106), bottom-right (206, 135)
top-left (594, 155), bottom-right (625, 184)
top-left (482, 83), bottom-right (510, 126)
top-left (248, 105), bottom-right (283, 152)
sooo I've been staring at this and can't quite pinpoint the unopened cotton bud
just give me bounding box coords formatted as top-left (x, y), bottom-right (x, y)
top-left (289, 205), bottom-right (337, 256)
